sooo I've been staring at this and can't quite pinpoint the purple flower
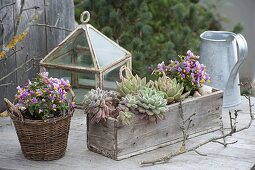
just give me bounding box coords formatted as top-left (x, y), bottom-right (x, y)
top-left (157, 61), bottom-right (168, 72)
top-left (40, 71), bottom-right (49, 78)
top-left (147, 66), bottom-right (154, 73)
top-left (36, 89), bottom-right (43, 96)
top-left (184, 67), bottom-right (190, 73)
top-left (187, 50), bottom-right (194, 57)
top-left (181, 74), bottom-right (185, 78)
top-left (200, 64), bottom-right (205, 71)
top-left (177, 67), bottom-right (182, 72)
top-left (17, 86), bottom-right (22, 91)
top-left (32, 97), bottom-right (38, 104)
top-left (49, 95), bottom-right (55, 102)
top-left (52, 104), bottom-right (57, 111)
top-left (205, 73), bottom-right (210, 80)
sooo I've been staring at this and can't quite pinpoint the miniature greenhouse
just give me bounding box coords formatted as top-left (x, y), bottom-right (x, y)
top-left (40, 12), bottom-right (132, 105)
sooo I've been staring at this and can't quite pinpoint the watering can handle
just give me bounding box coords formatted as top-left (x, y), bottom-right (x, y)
top-left (225, 34), bottom-right (248, 93)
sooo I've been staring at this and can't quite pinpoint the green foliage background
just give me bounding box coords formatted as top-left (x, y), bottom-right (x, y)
top-left (74, 0), bottom-right (241, 77)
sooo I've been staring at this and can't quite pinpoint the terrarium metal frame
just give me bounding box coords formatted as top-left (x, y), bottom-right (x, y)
top-left (40, 11), bottom-right (132, 105)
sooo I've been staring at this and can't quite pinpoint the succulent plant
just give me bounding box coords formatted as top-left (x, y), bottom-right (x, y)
top-left (117, 94), bottom-right (138, 124)
top-left (136, 87), bottom-right (167, 121)
top-left (83, 88), bottom-right (118, 123)
top-left (119, 111), bottom-right (135, 125)
top-left (116, 66), bottom-right (147, 97)
top-left (151, 74), bottom-right (190, 103)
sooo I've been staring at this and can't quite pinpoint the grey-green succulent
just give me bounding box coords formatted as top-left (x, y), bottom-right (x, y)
top-left (151, 74), bottom-right (190, 103)
top-left (136, 87), bottom-right (167, 121)
top-left (117, 94), bottom-right (138, 124)
top-left (83, 88), bottom-right (118, 123)
top-left (116, 67), bottom-right (147, 97)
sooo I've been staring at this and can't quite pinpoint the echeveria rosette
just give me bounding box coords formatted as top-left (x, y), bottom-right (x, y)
top-left (154, 50), bottom-right (210, 92)
top-left (15, 71), bottom-right (75, 120)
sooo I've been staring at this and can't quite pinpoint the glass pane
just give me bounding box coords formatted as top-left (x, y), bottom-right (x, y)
top-left (78, 72), bottom-right (96, 88)
top-left (46, 68), bottom-right (97, 105)
top-left (103, 65), bottom-right (125, 90)
top-left (46, 28), bottom-right (95, 68)
top-left (87, 26), bottom-right (127, 68)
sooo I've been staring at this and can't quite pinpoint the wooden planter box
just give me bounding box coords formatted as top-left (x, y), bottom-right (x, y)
top-left (87, 90), bottom-right (223, 160)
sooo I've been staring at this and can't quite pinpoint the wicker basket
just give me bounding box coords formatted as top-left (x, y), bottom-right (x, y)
top-left (4, 89), bottom-right (75, 161)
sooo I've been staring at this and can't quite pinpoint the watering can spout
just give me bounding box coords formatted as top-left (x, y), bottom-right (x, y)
top-left (200, 31), bottom-right (248, 108)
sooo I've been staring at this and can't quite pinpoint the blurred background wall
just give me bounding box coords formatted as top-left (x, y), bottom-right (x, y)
top-left (213, 0), bottom-right (255, 82)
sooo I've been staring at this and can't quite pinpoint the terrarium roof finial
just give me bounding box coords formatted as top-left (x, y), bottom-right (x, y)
top-left (80, 11), bottom-right (90, 24)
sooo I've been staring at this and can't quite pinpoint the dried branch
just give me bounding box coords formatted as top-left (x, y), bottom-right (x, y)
top-left (14, 0), bottom-right (25, 35)
top-left (0, 2), bottom-right (43, 60)
top-left (140, 95), bottom-right (254, 166)
top-left (184, 112), bottom-right (196, 124)
top-left (54, 14), bottom-right (60, 26)
top-left (0, 82), bottom-right (15, 87)
top-left (31, 24), bottom-right (72, 32)
top-left (211, 140), bottom-right (238, 147)
top-left (193, 149), bottom-right (207, 156)
top-left (0, 12), bottom-right (7, 23)
top-left (0, 57), bottom-right (41, 82)
top-left (0, 2), bottom-right (16, 12)
top-left (178, 101), bottom-right (196, 153)
top-left (22, 6), bottom-right (40, 12)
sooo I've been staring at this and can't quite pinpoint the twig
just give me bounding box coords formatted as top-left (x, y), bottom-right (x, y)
top-left (211, 140), bottom-right (238, 147)
top-left (219, 120), bottom-right (227, 147)
top-left (229, 111), bottom-right (233, 133)
top-left (4, 47), bottom-right (23, 58)
top-left (22, 6), bottom-right (40, 12)
top-left (0, 12), bottom-right (7, 23)
top-left (140, 95), bottom-right (254, 166)
top-left (0, 82), bottom-right (15, 87)
top-left (184, 112), bottom-right (196, 124)
top-left (193, 149), bottom-right (207, 156)
top-left (0, 2), bottom-right (16, 12)
top-left (178, 101), bottom-right (196, 152)
top-left (0, 57), bottom-right (41, 82)
top-left (179, 101), bottom-right (187, 150)
top-left (54, 14), bottom-right (60, 26)
top-left (31, 24), bottom-right (72, 32)
top-left (243, 94), bottom-right (254, 119)
top-left (14, 0), bottom-right (25, 35)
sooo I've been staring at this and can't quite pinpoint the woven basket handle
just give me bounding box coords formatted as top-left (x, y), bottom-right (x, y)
top-left (119, 66), bottom-right (132, 81)
top-left (4, 98), bottom-right (24, 122)
top-left (69, 87), bottom-right (75, 104)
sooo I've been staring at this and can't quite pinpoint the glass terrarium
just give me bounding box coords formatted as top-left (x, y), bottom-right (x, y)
top-left (40, 11), bottom-right (132, 105)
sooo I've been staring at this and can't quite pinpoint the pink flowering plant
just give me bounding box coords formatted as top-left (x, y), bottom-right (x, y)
top-left (154, 50), bottom-right (210, 92)
top-left (15, 71), bottom-right (75, 120)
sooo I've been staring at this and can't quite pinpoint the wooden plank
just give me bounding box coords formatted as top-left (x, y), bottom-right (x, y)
top-left (87, 115), bottom-right (118, 159)
top-left (15, 0), bottom-right (46, 85)
top-left (45, 0), bottom-right (75, 52)
top-left (0, 0), bottom-right (16, 112)
top-left (87, 90), bottom-right (223, 160)
top-left (116, 91), bottom-right (223, 159)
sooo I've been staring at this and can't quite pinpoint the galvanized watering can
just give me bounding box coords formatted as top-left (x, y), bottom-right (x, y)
top-left (200, 31), bottom-right (248, 108)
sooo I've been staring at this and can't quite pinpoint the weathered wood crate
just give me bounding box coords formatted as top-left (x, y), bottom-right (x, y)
top-left (87, 90), bottom-right (223, 160)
